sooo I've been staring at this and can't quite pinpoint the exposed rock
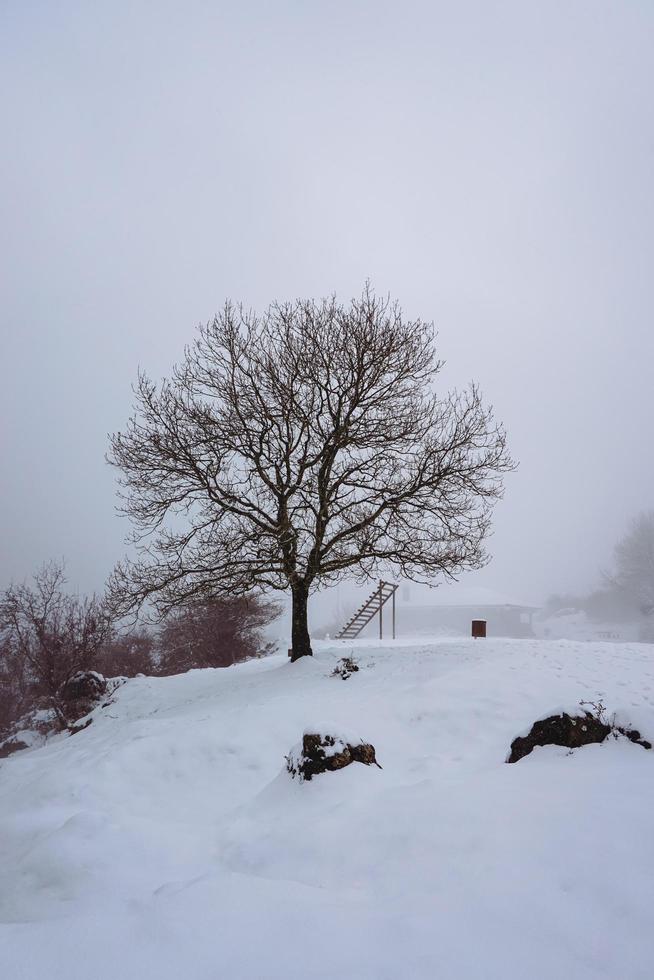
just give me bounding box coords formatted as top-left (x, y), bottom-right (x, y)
top-left (60, 670), bottom-right (107, 702)
top-left (59, 670), bottom-right (107, 722)
top-left (0, 675), bottom-right (120, 760)
top-left (0, 706), bottom-right (63, 760)
top-left (508, 711), bottom-right (652, 763)
top-left (286, 732), bottom-right (382, 781)
top-left (0, 738), bottom-right (29, 759)
top-left (350, 742), bottom-right (379, 766)
top-left (619, 727), bottom-right (652, 750)
top-left (29, 706), bottom-right (62, 736)
top-left (68, 717), bottom-right (94, 736)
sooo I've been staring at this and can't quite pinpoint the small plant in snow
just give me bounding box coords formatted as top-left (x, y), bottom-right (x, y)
top-left (331, 656), bottom-right (359, 680)
top-left (578, 699), bottom-right (652, 747)
top-left (578, 699), bottom-right (617, 731)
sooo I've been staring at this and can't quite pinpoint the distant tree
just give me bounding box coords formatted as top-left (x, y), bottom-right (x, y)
top-left (0, 562), bottom-right (113, 703)
top-left (0, 634), bottom-right (30, 735)
top-left (97, 628), bottom-right (156, 677)
top-left (583, 587), bottom-right (638, 623)
top-left (544, 593), bottom-right (581, 615)
top-left (108, 288), bottom-right (514, 660)
top-left (157, 596), bottom-right (279, 674)
top-left (544, 588), bottom-right (638, 623)
top-left (608, 511), bottom-right (654, 617)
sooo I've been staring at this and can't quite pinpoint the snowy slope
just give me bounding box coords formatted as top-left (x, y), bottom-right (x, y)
top-left (1, 637), bottom-right (654, 980)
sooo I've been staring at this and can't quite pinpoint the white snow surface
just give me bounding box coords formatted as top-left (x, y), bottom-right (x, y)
top-left (2, 636), bottom-right (654, 980)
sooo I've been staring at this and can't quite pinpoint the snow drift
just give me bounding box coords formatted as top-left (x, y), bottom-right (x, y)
top-left (1, 636), bottom-right (654, 979)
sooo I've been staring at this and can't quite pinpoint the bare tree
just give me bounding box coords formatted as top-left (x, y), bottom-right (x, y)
top-left (609, 511), bottom-right (654, 617)
top-left (0, 633), bottom-right (31, 736)
top-left (108, 289), bottom-right (514, 660)
top-left (0, 562), bottom-right (113, 702)
top-left (158, 596), bottom-right (279, 674)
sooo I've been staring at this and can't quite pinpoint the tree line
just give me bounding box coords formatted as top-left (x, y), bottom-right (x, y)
top-left (545, 510), bottom-right (654, 640)
top-left (0, 560), bottom-right (278, 739)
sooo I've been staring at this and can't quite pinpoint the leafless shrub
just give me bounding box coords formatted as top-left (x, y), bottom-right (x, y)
top-left (331, 656), bottom-right (360, 680)
top-left (97, 629), bottom-right (156, 677)
top-left (157, 596), bottom-right (279, 674)
top-left (578, 699), bottom-right (612, 727)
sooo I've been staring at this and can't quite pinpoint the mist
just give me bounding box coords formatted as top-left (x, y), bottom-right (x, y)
top-left (2, 0), bottom-right (653, 611)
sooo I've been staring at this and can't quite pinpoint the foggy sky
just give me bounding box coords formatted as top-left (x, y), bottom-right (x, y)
top-left (2, 1), bottom-right (653, 606)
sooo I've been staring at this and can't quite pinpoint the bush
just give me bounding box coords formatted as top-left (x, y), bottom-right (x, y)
top-left (0, 636), bottom-right (31, 736)
top-left (0, 562), bottom-right (112, 738)
top-left (96, 630), bottom-right (156, 677)
top-left (157, 596), bottom-right (280, 674)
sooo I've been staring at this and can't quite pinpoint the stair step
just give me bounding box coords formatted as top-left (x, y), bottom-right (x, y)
top-left (335, 582), bottom-right (398, 639)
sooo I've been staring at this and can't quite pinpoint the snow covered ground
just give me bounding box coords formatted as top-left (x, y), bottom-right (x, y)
top-left (2, 636), bottom-right (654, 980)
top-left (533, 609), bottom-right (640, 643)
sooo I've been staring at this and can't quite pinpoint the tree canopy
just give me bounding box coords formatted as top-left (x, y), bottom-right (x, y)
top-left (108, 289), bottom-right (514, 659)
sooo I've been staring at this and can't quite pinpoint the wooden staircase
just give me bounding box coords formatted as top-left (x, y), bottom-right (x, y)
top-left (335, 580), bottom-right (398, 640)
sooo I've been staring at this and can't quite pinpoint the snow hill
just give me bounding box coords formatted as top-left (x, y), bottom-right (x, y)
top-left (2, 637), bottom-right (654, 980)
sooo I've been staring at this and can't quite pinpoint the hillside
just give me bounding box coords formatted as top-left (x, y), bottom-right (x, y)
top-left (2, 637), bottom-right (654, 979)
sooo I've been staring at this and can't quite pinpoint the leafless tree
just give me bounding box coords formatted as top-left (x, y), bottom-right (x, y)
top-left (158, 596), bottom-right (279, 674)
top-left (0, 562), bottom-right (113, 702)
top-left (608, 511), bottom-right (654, 617)
top-left (108, 289), bottom-right (514, 660)
top-left (0, 634), bottom-right (30, 735)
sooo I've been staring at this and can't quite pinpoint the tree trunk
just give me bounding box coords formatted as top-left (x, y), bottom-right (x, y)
top-left (290, 583), bottom-right (313, 661)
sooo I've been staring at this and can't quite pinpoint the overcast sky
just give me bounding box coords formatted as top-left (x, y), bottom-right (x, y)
top-left (1, 1), bottom-right (653, 606)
